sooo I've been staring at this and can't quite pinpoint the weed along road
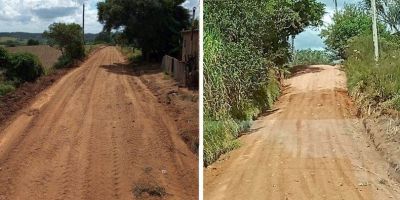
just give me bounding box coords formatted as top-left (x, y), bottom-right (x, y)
top-left (205, 65), bottom-right (400, 200)
top-left (0, 47), bottom-right (197, 199)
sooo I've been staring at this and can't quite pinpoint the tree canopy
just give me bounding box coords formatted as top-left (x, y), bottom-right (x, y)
top-left (205, 0), bottom-right (325, 66)
top-left (43, 23), bottom-right (85, 60)
top-left (321, 4), bottom-right (388, 58)
top-left (364, 0), bottom-right (400, 32)
top-left (97, 0), bottom-right (191, 60)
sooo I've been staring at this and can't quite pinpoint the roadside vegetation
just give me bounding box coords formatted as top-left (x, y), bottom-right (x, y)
top-left (0, 47), bottom-right (44, 96)
top-left (44, 23), bottom-right (85, 69)
top-left (118, 46), bottom-right (142, 62)
top-left (204, 0), bottom-right (325, 165)
top-left (293, 49), bottom-right (334, 65)
top-left (321, 2), bottom-right (400, 113)
top-left (0, 22), bottom-right (88, 97)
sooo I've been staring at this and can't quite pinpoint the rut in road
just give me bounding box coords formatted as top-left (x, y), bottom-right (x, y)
top-left (0, 47), bottom-right (197, 200)
top-left (205, 65), bottom-right (400, 200)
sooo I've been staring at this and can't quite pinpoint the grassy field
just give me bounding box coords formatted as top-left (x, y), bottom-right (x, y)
top-left (6, 45), bottom-right (61, 70)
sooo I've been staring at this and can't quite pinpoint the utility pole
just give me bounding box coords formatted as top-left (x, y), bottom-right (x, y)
top-left (82, 3), bottom-right (85, 44)
top-left (333, 0), bottom-right (338, 13)
top-left (291, 35), bottom-right (295, 61)
top-left (371, 0), bottom-right (379, 62)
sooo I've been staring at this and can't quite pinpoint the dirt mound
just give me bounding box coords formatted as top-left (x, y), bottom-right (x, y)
top-left (362, 115), bottom-right (400, 182)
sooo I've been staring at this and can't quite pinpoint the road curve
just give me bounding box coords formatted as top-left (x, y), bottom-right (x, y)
top-left (205, 65), bottom-right (400, 200)
top-left (0, 46), bottom-right (197, 200)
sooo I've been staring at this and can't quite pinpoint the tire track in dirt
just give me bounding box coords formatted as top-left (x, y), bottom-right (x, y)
top-left (0, 47), bottom-right (197, 200)
top-left (205, 65), bottom-right (400, 200)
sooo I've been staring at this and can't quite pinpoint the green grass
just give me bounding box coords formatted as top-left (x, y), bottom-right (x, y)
top-left (345, 34), bottom-right (400, 112)
top-left (204, 118), bottom-right (240, 166)
top-left (118, 46), bottom-right (142, 62)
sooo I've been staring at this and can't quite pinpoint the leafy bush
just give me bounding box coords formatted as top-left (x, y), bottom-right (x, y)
top-left (293, 49), bottom-right (334, 65)
top-left (345, 34), bottom-right (400, 111)
top-left (0, 82), bottom-right (15, 96)
top-left (27, 39), bottom-right (40, 46)
top-left (6, 52), bottom-right (44, 82)
top-left (54, 55), bottom-right (73, 69)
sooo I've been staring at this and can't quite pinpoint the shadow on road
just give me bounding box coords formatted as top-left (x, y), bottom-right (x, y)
top-left (100, 62), bottom-right (162, 77)
top-left (290, 65), bottom-right (324, 78)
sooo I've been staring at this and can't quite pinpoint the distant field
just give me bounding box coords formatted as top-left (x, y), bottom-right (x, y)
top-left (0, 37), bottom-right (17, 42)
top-left (6, 45), bottom-right (61, 69)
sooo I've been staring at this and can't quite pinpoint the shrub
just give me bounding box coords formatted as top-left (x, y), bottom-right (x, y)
top-left (345, 34), bottom-right (400, 111)
top-left (54, 55), bottom-right (73, 69)
top-left (6, 52), bottom-right (44, 82)
top-left (0, 82), bottom-right (15, 96)
top-left (27, 39), bottom-right (40, 46)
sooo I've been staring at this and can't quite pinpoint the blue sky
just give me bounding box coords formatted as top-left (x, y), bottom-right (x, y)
top-left (0, 0), bottom-right (199, 33)
top-left (295, 0), bottom-right (361, 50)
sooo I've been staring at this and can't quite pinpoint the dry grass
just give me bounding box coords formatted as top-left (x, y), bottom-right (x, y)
top-left (6, 45), bottom-right (61, 70)
top-left (133, 183), bottom-right (166, 198)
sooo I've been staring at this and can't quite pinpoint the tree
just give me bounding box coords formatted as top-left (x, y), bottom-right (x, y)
top-left (27, 39), bottom-right (40, 46)
top-left (97, 0), bottom-right (190, 60)
top-left (321, 4), bottom-right (388, 58)
top-left (364, 0), bottom-right (400, 32)
top-left (205, 0), bottom-right (325, 65)
top-left (43, 23), bottom-right (85, 59)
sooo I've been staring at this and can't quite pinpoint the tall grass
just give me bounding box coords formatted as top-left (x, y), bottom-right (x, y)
top-left (204, 2), bottom-right (281, 165)
top-left (345, 34), bottom-right (400, 112)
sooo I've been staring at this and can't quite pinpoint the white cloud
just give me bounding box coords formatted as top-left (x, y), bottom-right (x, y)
top-left (0, 0), bottom-right (198, 33)
top-left (0, 0), bottom-right (101, 33)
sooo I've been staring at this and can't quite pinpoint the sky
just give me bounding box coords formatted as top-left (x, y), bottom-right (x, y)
top-left (0, 0), bottom-right (199, 34)
top-left (295, 0), bottom-right (361, 50)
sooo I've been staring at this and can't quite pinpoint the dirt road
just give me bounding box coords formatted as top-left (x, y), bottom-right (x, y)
top-left (0, 46), bottom-right (197, 200)
top-left (205, 65), bottom-right (400, 200)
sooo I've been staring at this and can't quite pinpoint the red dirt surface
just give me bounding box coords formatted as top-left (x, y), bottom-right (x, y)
top-left (0, 46), bottom-right (197, 200)
top-left (134, 64), bottom-right (199, 154)
top-left (205, 65), bottom-right (400, 200)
